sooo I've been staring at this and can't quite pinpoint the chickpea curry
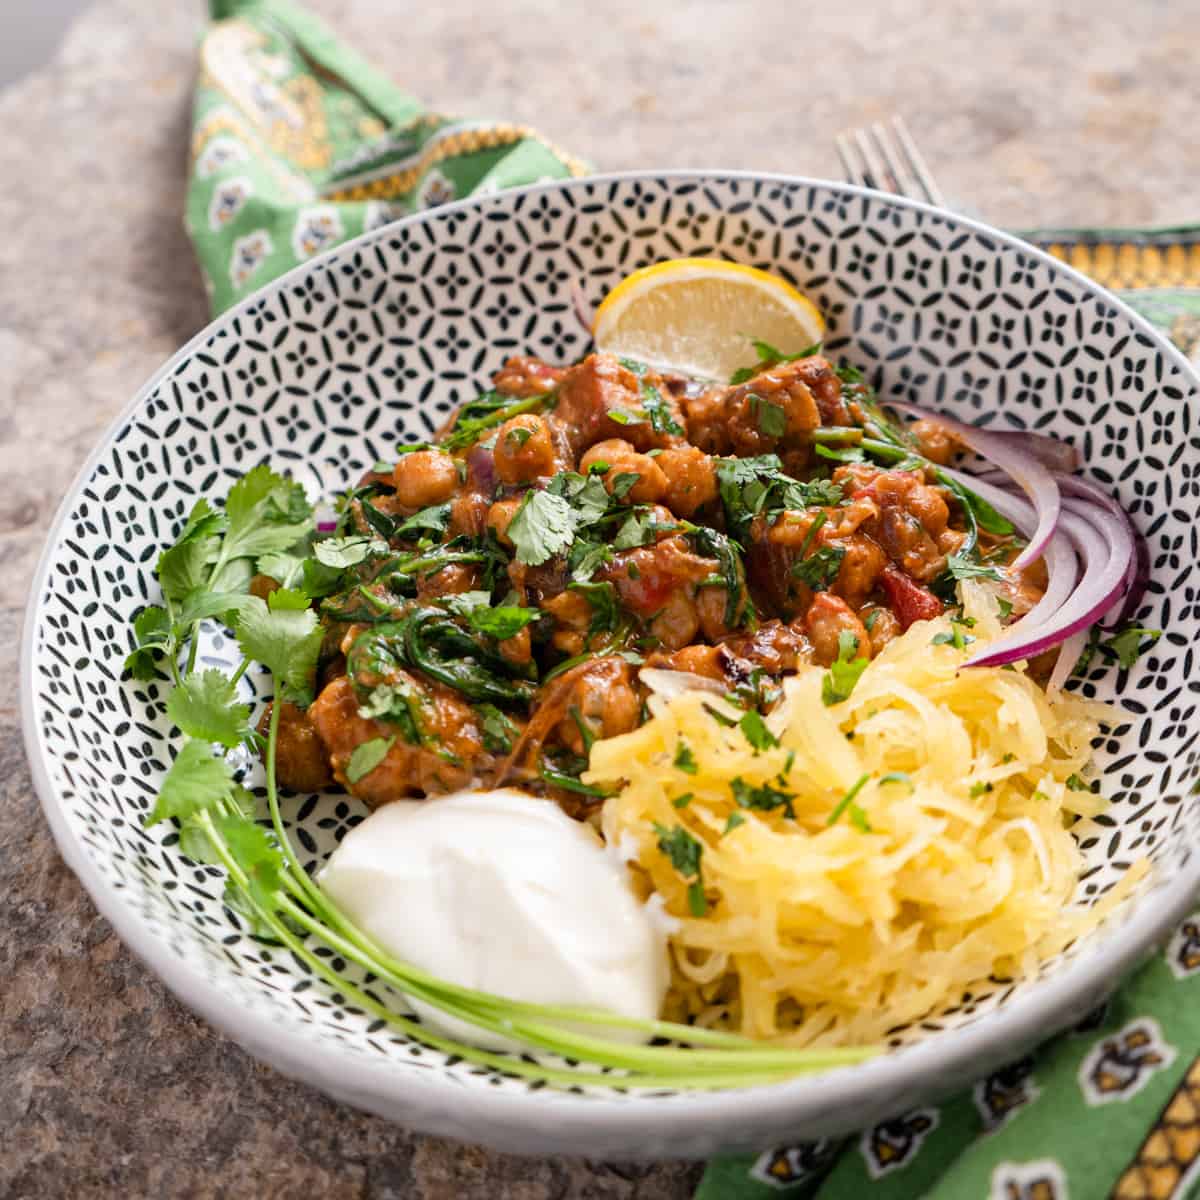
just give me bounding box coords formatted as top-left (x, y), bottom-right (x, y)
top-left (266, 345), bottom-right (1037, 814)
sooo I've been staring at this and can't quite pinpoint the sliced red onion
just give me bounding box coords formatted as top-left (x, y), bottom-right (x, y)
top-left (1047, 629), bottom-right (1089, 694)
top-left (990, 430), bottom-right (1081, 474)
top-left (973, 470), bottom-right (1147, 628)
top-left (937, 468), bottom-right (1079, 633)
top-left (965, 501), bottom-right (1133, 669)
top-left (885, 401), bottom-right (1060, 569)
top-left (316, 520), bottom-right (337, 533)
top-left (570, 277), bottom-right (595, 337)
top-left (1056, 476), bottom-right (1148, 626)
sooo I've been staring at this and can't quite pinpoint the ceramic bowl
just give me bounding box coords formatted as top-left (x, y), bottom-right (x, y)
top-left (22, 172), bottom-right (1200, 1159)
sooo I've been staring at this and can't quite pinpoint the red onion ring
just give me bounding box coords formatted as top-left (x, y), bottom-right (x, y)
top-left (570, 277), bottom-right (595, 337)
top-left (937, 468), bottom-right (1079, 633)
top-left (990, 430), bottom-right (1081, 474)
top-left (885, 401), bottom-right (1060, 569)
top-left (965, 500), bottom-right (1133, 669)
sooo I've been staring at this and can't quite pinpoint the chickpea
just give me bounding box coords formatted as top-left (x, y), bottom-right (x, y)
top-left (493, 414), bottom-right (558, 484)
top-left (579, 438), bottom-right (667, 505)
top-left (393, 450), bottom-right (459, 508)
top-left (448, 489), bottom-right (490, 538)
top-left (485, 496), bottom-right (525, 547)
top-left (656, 445), bottom-right (717, 517)
top-left (696, 584), bottom-right (735, 641)
top-left (648, 589), bottom-right (701, 651)
top-left (498, 626), bottom-right (533, 666)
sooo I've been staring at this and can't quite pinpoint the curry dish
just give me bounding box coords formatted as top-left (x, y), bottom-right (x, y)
top-left (266, 347), bottom-right (1042, 814)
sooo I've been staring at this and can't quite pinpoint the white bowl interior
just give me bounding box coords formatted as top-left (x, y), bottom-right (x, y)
top-left (23, 174), bottom-right (1200, 1157)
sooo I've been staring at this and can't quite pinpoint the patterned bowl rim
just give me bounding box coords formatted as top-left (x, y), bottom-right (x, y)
top-left (21, 169), bottom-right (1200, 1145)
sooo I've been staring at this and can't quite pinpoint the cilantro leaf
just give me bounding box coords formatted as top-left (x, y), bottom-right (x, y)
top-left (821, 631), bottom-right (869, 705)
top-left (313, 534), bottom-right (388, 569)
top-left (729, 337), bottom-right (822, 384)
top-left (653, 822), bottom-right (706, 914)
top-left (1066, 773), bottom-right (1095, 793)
top-left (146, 738), bottom-right (236, 826)
top-left (158, 537), bottom-right (218, 607)
top-left (945, 554), bottom-right (1002, 582)
top-left (235, 591), bottom-right (324, 705)
top-left (674, 741), bottom-right (698, 775)
top-left (739, 710), bottom-right (779, 751)
top-left (792, 544), bottom-right (846, 591)
top-left (221, 465), bottom-right (314, 562)
top-left (477, 703), bottom-right (520, 754)
top-left (547, 471), bottom-right (612, 526)
top-left (346, 736), bottom-right (395, 784)
top-left (1105, 625), bottom-right (1161, 669)
top-left (356, 681), bottom-right (425, 745)
top-left (731, 776), bottom-right (795, 818)
top-left (750, 394), bottom-right (788, 439)
top-left (125, 605), bottom-right (171, 680)
top-left (568, 538), bottom-right (612, 582)
top-left (507, 489), bottom-right (575, 566)
top-left (724, 811), bottom-right (747, 835)
top-left (216, 810), bottom-right (285, 916)
top-left (609, 472), bottom-right (642, 501)
top-left (641, 384), bottom-right (683, 436)
top-left (569, 580), bottom-right (621, 636)
top-left (613, 509), bottom-right (657, 550)
top-left (166, 669), bottom-right (252, 747)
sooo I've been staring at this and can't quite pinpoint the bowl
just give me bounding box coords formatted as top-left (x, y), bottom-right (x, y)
top-left (22, 171), bottom-right (1200, 1159)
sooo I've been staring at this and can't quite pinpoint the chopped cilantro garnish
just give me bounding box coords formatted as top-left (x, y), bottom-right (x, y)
top-left (739, 710), bottom-right (779, 751)
top-left (641, 383), bottom-right (683, 436)
top-left (506, 488), bottom-right (575, 566)
top-left (945, 553), bottom-right (1002, 582)
top-left (724, 811), bottom-right (747, 835)
top-left (653, 822), bottom-right (707, 915)
top-left (1106, 625), bottom-right (1161, 669)
top-left (346, 735), bottom-right (395, 784)
top-left (792, 544), bottom-right (846, 591)
top-left (750, 394), bottom-right (788, 439)
top-left (674, 742), bottom-right (699, 774)
top-left (969, 781), bottom-right (993, 798)
top-left (672, 792), bottom-right (694, 809)
top-left (821, 631), bottom-right (868, 706)
top-left (609, 472), bottom-right (642, 501)
top-left (827, 773), bottom-right (872, 830)
top-left (477, 703), bottom-right (520, 754)
top-left (1066, 773), bottom-right (1096, 793)
top-left (730, 777), bottom-right (796, 819)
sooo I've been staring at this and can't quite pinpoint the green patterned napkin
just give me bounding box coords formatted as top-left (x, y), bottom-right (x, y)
top-left (185, 4), bottom-right (1200, 1197)
top-left (190, 0), bottom-right (583, 314)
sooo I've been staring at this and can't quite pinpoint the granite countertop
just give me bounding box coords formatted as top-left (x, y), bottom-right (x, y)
top-left (3, 0), bottom-right (1197, 1194)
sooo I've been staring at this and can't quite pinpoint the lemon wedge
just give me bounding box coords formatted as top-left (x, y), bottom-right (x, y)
top-left (592, 257), bottom-right (825, 381)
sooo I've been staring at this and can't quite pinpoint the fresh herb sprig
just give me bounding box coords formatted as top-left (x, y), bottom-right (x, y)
top-left (133, 471), bottom-right (877, 1090)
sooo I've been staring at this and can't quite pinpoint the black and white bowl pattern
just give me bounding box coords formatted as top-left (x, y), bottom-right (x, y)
top-left (22, 173), bottom-right (1200, 1159)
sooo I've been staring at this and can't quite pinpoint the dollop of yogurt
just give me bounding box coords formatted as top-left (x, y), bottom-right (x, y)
top-left (318, 788), bottom-right (669, 1050)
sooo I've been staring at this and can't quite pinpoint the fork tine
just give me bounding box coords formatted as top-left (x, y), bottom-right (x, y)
top-left (872, 120), bottom-right (922, 202)
top-left (835, 131), bottom-right (866, 187)
top-left (889, 115), bottom-right (946, 207)
top-left (854, 127), bottom-right (892, 193)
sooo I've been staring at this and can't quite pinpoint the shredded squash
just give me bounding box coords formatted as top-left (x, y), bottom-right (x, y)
top-left (588, 584), bottom-right (1142, 1046)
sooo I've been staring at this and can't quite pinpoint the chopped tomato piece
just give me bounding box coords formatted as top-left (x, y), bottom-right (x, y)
top-left (878, 563), bottom-right (943, 629)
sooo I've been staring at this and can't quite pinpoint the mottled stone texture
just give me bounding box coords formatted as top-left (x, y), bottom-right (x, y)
top-left (2, 0), bottom-right (1198, 1193)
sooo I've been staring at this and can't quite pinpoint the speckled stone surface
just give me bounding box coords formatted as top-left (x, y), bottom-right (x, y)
top-left (4, 0), bottom-right (1200, 1194)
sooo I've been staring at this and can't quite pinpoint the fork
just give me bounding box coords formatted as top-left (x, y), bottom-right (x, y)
top-left (835, 116), bottom-right (946, 208)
